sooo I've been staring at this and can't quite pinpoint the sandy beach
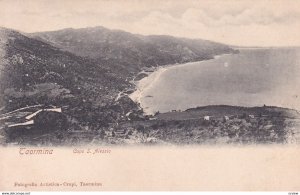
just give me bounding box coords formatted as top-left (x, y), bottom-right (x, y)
top-left (128, 60), bottom-right (206, 115)
top-left (129, 66), bottom-right (168, 109)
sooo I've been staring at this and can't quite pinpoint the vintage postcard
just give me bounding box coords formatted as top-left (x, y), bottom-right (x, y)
top-left (0, 0), bottom-right (300, 191)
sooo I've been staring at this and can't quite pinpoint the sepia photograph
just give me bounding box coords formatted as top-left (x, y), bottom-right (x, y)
top-left (0, 0), bottom-right (300, 192)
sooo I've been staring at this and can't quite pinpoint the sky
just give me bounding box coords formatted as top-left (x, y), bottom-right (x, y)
top-left (0, 0), bottom-right (300, 46)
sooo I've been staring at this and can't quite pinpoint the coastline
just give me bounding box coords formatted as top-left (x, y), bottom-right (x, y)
top-left (129, 66), bottom-right (168, 108)
top-left (128, 49), bottom-right (300, 115)
top-left (128, 53), bottom-right (233, 115)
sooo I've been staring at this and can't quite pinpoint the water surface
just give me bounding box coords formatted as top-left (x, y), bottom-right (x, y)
top-left (134, 48), bottom-right (300, 114)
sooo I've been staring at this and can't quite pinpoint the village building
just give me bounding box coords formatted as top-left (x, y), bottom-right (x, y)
top-left (204, 116), bottom-right (210, 121)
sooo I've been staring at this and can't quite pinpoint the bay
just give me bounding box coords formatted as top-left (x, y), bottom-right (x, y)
top-left (131, 48), bottom-right (300, 114)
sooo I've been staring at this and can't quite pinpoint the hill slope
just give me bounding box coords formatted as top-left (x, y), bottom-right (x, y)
top-left (0, 27), bottom-right (136, 129)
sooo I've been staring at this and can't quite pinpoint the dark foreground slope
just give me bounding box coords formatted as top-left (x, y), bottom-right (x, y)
top-left (115, 105), bottom-right (300, 145)
top-left (3, 104), bottom-right (299, 146)
top-left (159, 106), bottom-right (300, 144)
top-left (31, 26), bottom-right (237, 77)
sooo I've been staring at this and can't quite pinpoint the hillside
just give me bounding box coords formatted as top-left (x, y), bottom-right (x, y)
top-left (0, 27), bottom-right (138, 131)
top-left (30, 26), bottom-right (237, 77)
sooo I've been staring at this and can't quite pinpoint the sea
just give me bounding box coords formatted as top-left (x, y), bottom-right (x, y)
top-left (130, 48), bottom-right (300, 114)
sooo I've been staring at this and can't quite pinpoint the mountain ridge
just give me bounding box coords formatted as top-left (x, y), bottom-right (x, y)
top-left (30, 26), bottom-right (237, 77)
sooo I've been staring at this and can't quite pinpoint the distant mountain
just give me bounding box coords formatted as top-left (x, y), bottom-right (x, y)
top-left (30, 26), bottom-right (236, 77)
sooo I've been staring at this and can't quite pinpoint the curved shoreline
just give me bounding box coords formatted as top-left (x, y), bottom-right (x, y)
top-left (128, 54), bottom-right (232, 115)
top-left (128, 49), bottom-right (300, 115)
top-left (129, 66), bottom-right (168, 108)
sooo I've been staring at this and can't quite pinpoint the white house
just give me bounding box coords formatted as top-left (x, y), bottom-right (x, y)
top-left (204, 116), bottom-right (210, 121)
